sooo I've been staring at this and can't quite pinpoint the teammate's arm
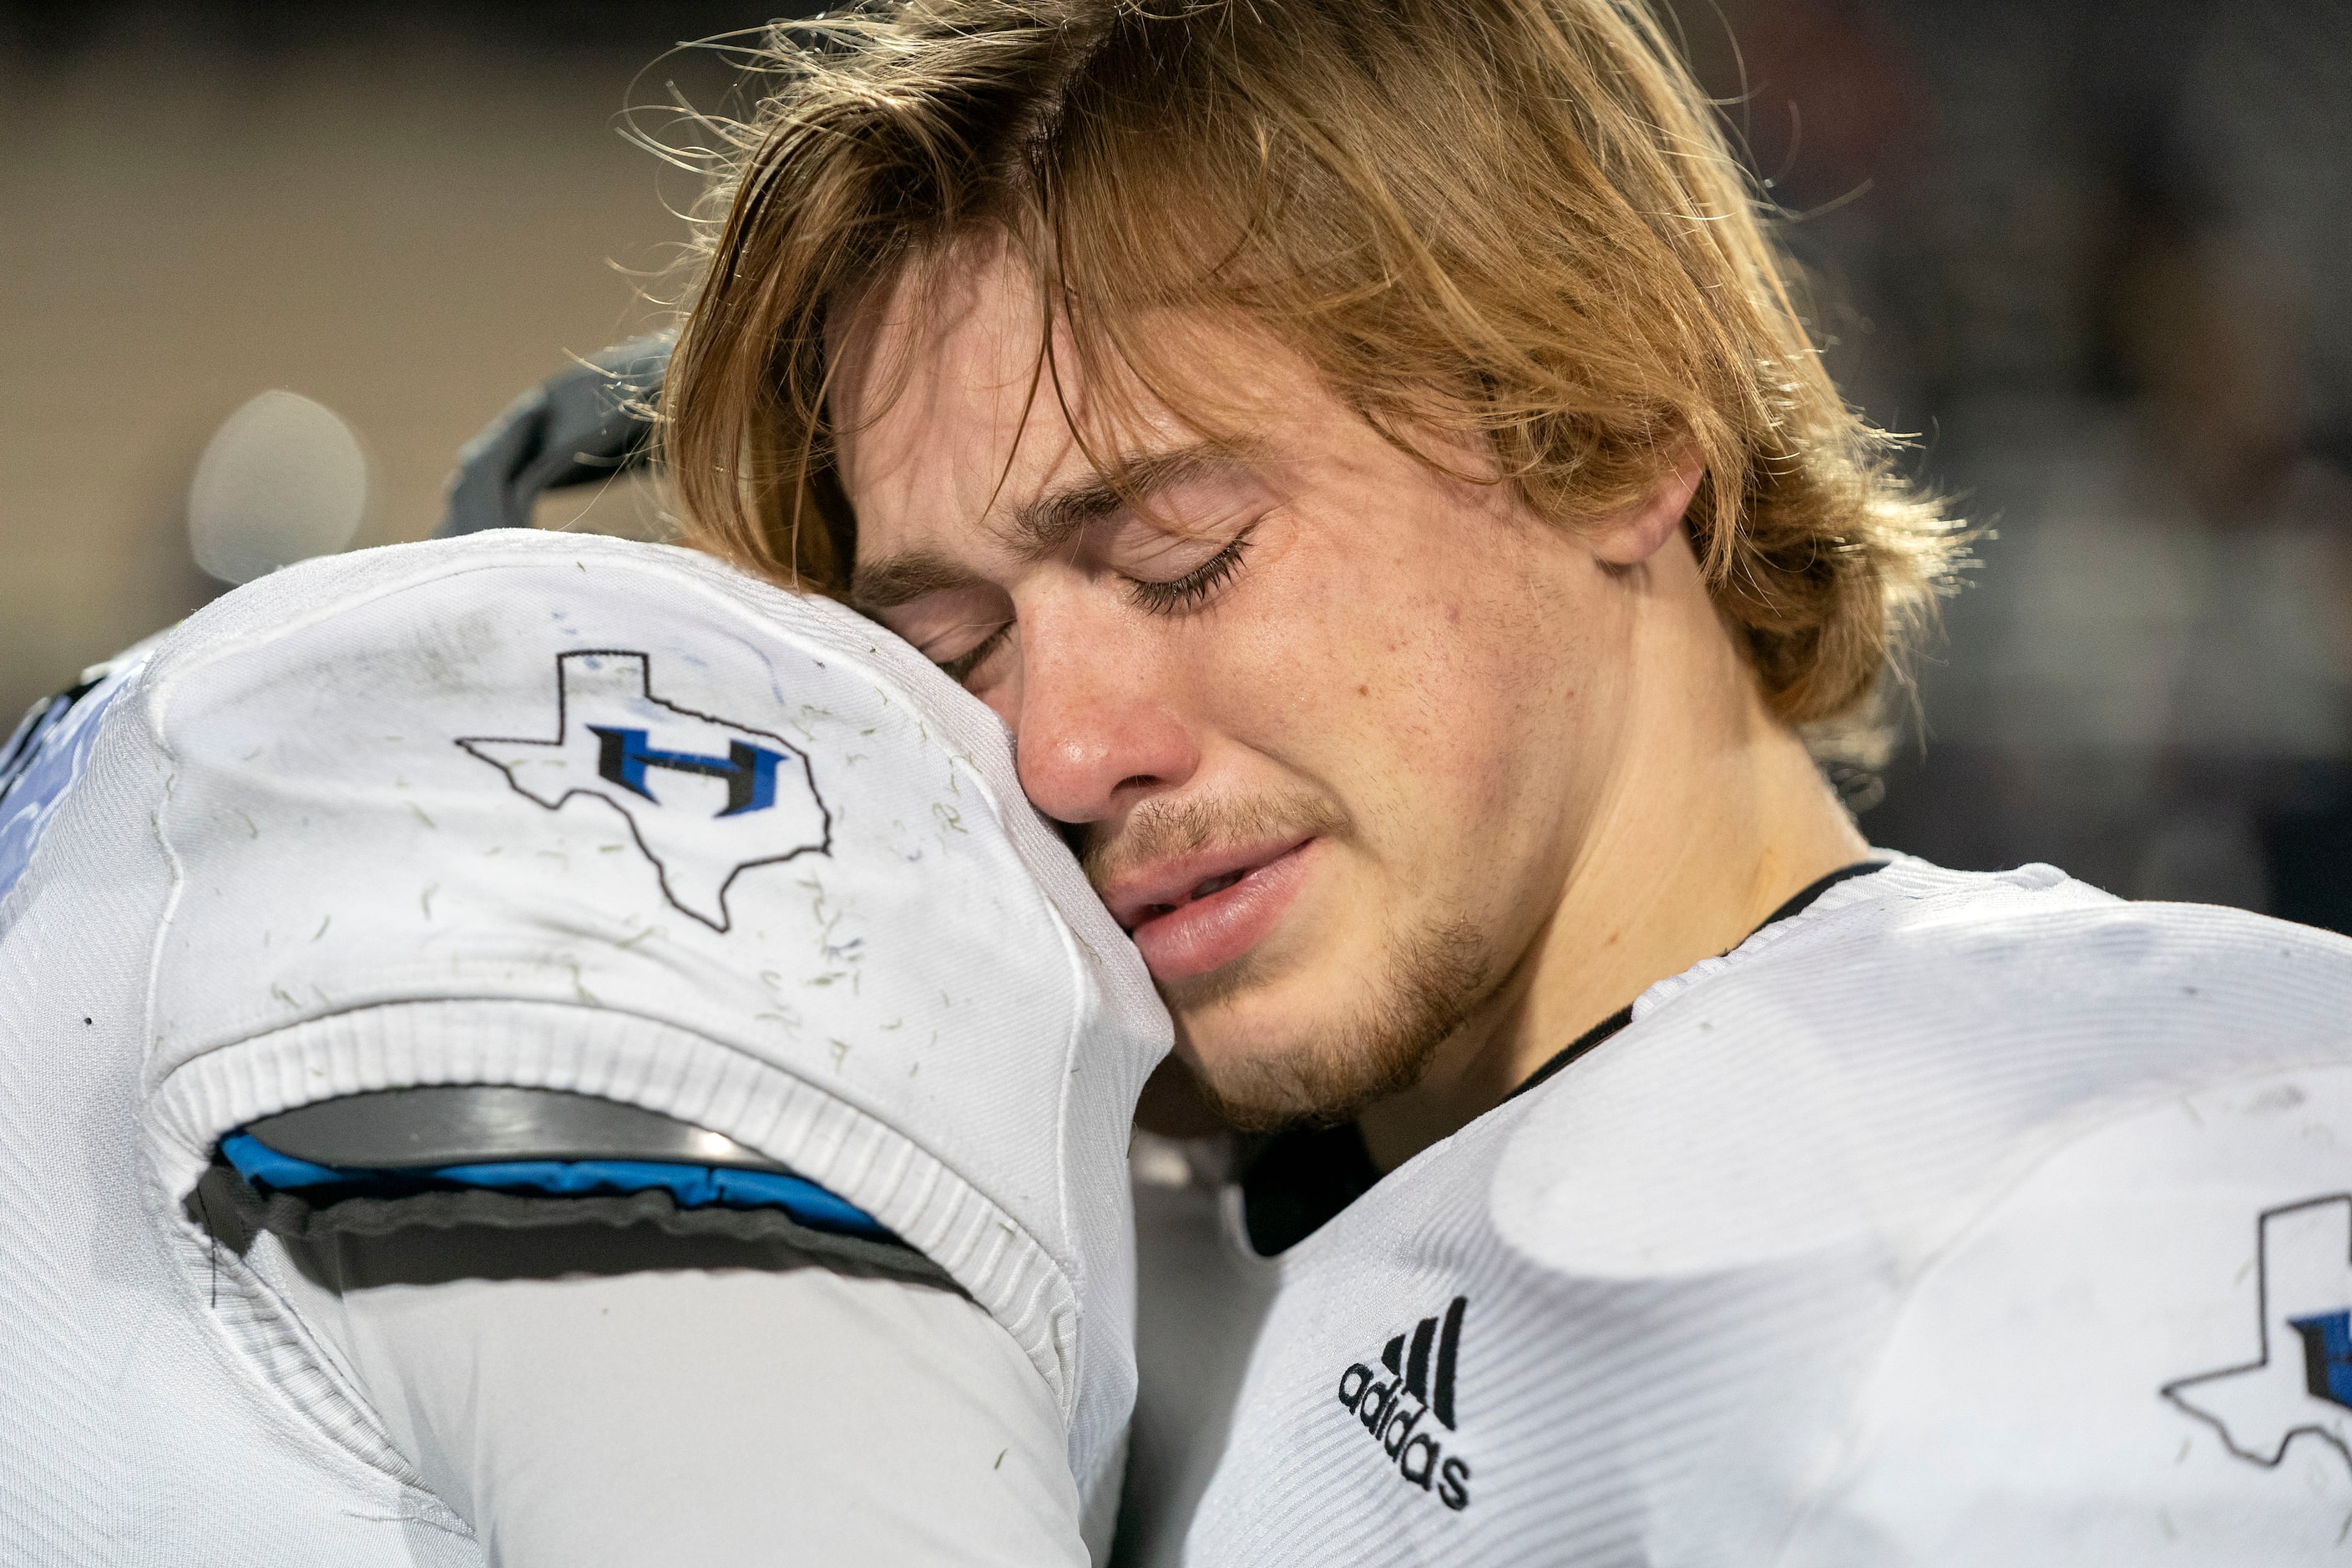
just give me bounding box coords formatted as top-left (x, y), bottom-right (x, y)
top-left (247, 1196), bottom-right (1086, 1565)
top-left (200, 1090), bottom-right (1090, 1566)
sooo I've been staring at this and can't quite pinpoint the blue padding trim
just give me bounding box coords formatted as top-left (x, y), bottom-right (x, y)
top-left (220, 1133), bottom-right (346, 1190)
top-left (219, 1131), bottom-right (890, 1240)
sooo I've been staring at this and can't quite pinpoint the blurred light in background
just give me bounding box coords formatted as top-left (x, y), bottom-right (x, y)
top-left (3, 0), bottom-right (2347, 927)
top-left (0, 0), bottom-right (748, 707)
top-left (188, 390), bottom-right (367, 584)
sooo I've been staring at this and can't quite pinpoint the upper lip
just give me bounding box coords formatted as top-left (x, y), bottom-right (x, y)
top-left (1100, 837), bottom-right (1314, 932)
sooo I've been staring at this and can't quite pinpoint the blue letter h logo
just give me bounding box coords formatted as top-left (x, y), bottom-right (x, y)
top-left (588, 726), bottom-right (784, 817)
top-left (2289, 1310), bottom-right (2352, 1409)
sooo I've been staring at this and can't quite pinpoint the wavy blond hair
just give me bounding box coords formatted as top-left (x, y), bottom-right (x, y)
top-left (661, 0), bottom-right (1957, 739)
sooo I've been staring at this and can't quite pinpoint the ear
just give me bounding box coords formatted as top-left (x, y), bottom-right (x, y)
top-left (1589, 455), bottom-right (1704, 567)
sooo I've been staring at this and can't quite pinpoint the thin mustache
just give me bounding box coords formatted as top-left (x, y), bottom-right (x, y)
top-left (1081, 790), bottom-right (1349, 894)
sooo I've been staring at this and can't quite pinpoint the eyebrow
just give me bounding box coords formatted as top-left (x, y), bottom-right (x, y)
top-left (846, 550), bottom-right (973, 614)
top-left (1002, 442), bottom-right (1257, 559)
top-left (847, 439), bottom-right (1262, 615)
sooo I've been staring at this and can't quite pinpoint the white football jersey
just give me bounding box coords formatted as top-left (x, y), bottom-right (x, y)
top-left (1120, 857), bottom-right (2352, 1565)
top-left (0, 532), bottom-right (1166, 1563)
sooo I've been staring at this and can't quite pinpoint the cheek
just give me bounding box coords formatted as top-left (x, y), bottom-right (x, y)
top-left (1380, 594), bottom-right (1581, 830)
top-left (1187, 534), bottom-right (1429, 752)
top-left (1198, 518), bottom-right (1604, 832)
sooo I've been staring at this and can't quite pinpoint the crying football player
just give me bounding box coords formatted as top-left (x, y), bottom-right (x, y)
top-left (656, 2), bottom-right (2352, 1563)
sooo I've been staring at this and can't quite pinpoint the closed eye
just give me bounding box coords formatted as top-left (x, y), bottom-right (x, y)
top-left (936, 621), bottom-right (1012, 685)
top-left (1126, 524), bottom-right (1256, 615)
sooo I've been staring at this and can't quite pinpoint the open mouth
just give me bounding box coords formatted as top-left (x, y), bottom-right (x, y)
top-left (1110, 838), bottom-right (1320, 984)
top-left (1134, 866), bottom-right (1253, 923)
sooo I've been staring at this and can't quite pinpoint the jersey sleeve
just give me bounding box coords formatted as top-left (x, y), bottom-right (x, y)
top-left (240, 1204), bottom-right (1090, 1566)
top-left (1783, 1061), bottom-right (2352, 1566)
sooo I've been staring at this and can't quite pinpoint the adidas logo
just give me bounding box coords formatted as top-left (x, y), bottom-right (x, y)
top-left (1334, 1295), bottom-right (1473, 1511)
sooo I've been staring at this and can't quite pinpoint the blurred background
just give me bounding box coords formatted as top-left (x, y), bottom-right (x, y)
top-left (3, 0), bottom-right (2348, 929)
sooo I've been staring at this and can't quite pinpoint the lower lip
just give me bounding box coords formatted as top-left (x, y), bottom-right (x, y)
top-left (1128, 841), bottom-right (1317, 984)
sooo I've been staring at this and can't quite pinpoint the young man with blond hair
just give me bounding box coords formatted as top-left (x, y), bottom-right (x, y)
top-left (663, 0), bottom-right (2352, 1561)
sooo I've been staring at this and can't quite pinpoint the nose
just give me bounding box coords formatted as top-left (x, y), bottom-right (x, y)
top-left (1009, 601), bottom-right (1198, 826)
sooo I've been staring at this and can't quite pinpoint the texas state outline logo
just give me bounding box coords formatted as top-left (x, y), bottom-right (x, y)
top-left (2164, 1193), bottom-right (2352, 1471)
top-left (458, 649), bottom-right (831, 931)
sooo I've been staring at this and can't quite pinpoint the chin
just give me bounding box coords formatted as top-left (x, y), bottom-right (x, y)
top-left (1167, 968), bottom-right (1363, 1130)
top-left (1171, 913), bottom-right (1490, 1132)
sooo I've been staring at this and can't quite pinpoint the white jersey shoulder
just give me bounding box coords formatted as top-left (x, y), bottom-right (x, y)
top-left (1792, 1059), bottom-right (2352, 1564)
top-left (1158, 857), bottom-right (2352, 1567)
top-left (1494, 856), bottom-right (2352, 1281)
top-left (0, 533), bottom-right (1165, 1562)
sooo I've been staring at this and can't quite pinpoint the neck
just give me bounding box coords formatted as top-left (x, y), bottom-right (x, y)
top-left (1354, 565), bottom-right (1869, 1172)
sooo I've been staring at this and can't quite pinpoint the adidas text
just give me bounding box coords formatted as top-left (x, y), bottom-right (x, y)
top-left (1334, 1295), bottom-right (1473, 1510)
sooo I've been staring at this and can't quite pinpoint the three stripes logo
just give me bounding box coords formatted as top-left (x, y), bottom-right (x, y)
top-left (1335, 1295), bottom-right (1473, 1511)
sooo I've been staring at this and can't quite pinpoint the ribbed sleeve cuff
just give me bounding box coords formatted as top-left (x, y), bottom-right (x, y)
top-left (145, 997), bottom-right (1081, 1419)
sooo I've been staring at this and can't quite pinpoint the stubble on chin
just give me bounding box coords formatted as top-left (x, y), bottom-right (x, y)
top-left (1181, 913), bottom-right (1490, 1133)
top-left (1084, 785), bottom-right (1489, 1131)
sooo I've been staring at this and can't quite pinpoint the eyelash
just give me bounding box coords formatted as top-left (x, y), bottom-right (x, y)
top-left (938, 624), bottom-right (1011, 685)
top-left (1127, 524), bottom-right (1257, 616)
top-left (933, 524), bottom-right (1257, 686)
